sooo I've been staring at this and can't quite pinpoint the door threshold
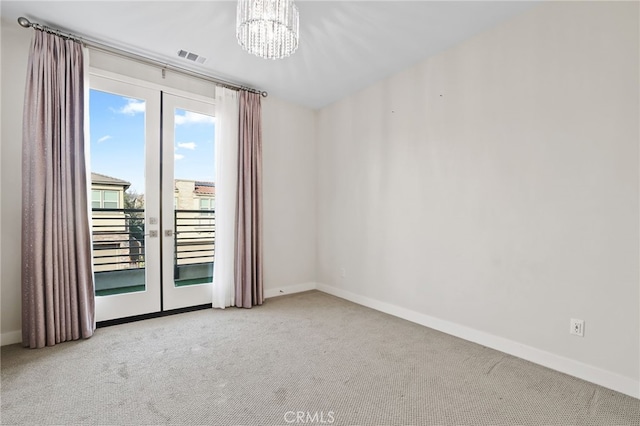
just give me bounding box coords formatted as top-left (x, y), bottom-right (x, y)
top-left (97, 303), bottom-right (212, 328)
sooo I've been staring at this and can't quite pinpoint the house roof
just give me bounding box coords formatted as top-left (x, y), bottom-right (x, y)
top-left (194, 181), bottom-right (215, 196)
top-left (91, 172), bottom-right (131, 190)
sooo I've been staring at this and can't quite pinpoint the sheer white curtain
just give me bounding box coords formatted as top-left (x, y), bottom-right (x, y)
top-left (212, 87), bottom-right (239, 308)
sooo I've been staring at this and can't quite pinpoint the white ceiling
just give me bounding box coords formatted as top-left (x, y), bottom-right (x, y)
top-left (1, 1), bottom-right (539, 109)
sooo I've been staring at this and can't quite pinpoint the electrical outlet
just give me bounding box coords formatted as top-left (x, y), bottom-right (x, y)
top-left (570, 318), bottom-right (584, 337)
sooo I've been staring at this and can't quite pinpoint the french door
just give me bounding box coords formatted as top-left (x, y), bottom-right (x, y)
top-left (90, 74), bottom-right (215, 322)
top-left (161, 93), bottom-right (215, 310)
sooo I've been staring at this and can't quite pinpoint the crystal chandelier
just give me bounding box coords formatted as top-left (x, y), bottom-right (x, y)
top-left (236, 0), bottom-right (299, 60)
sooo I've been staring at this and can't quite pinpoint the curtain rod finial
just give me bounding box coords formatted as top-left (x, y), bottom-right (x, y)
top-left (17, 17), bottom-right (31, 28)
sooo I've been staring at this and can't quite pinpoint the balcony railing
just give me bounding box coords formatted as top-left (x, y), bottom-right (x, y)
top-left (174, 209), bottom-right (215, 265)
top-left (174, 209), bottom-right (215, 287)
top-left (92, 208), bottom-right (215, 295)
top-left (92, 208), bottom-right (146, 271)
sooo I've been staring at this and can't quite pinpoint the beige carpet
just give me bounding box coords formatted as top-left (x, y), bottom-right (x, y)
top-left (1, 291), bottom-right (639, 425)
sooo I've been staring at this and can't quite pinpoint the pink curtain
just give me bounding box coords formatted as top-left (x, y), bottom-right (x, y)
top-left (22, 31), bottom-right (95, 348)
top-left (235, 91), bottom-right (264, 308)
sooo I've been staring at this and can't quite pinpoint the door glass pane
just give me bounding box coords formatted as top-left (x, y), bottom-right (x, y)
top-left (172, 108), bottom-right (215, 287)
top-left (90, 89), bottom-right (147, 296)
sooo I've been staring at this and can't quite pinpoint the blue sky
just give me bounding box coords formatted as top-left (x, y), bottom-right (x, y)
top-left (89, 89), bottom-right (215, 194)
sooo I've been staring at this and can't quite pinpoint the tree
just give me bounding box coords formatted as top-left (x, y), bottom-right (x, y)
top-left (124, 190), bottom-right (145, 257)
top-left (124, 190), bottom-right (144, 210)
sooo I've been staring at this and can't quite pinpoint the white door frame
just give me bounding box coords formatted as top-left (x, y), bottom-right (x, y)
top-left (91, 75), bottom-right (162, 322)
top-left (90, 73), bottom-right (216, 320)
top-left (161, 93), bottom-right (215, 310)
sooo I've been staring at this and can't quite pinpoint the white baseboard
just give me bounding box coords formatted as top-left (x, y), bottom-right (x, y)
top-left (1, 330), bottom-right (22, 346)
top-left (264, 282), bottom-right (317, 299)
top-left (316, 283), bottom-right (639, 399)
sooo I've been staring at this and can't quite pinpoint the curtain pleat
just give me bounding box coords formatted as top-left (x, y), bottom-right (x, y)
top-left (22, 31), bottom-right (95, 348)
top-left (235, 91), bottom-right (263, 308)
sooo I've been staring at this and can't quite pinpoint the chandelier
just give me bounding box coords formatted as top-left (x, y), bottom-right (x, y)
top-left (236, 0), bottom-right (299, 60)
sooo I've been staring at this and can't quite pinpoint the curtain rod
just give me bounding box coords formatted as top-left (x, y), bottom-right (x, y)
top-left (17, 17), bottom-right (268, 97)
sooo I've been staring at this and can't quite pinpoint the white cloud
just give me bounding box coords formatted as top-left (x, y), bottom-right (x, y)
top-left (174, 154), bottom-right (185, 161)
top-left (97, 135), bottom-right (112, 143)
top-left (116, 98), bottom-right (145, 115)
top-left (177, 142), bottom-right (197, 150)
top-left (174, 111), bottom-right (214, 125)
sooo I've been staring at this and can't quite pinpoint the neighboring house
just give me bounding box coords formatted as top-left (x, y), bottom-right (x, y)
top-left (91, 173), bottom-right (134, 273)
top-left (174, 179), bottom-right (215, 212)
top-left (91, 172), bottom-right (130, 210)
top-left (173, 180), bottom-right (215, 271)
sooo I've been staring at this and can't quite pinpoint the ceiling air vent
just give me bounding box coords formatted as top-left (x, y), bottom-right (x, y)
top-left (177, 49), bottom-right (207, 64)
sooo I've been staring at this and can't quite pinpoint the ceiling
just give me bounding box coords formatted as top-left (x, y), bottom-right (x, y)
top-left (1, 1), bottom-right (539, 109)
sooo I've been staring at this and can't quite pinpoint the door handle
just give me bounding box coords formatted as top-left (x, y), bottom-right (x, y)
top-left (165, 230), bottom-right (173, 237)
top-left (145, 230), bottom-right (158, 238)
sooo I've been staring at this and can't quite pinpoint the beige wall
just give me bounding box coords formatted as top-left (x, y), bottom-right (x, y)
top-left (1, 18), bottom-right (31, 342)
top-left (316, 0), bottom-right (639, 391)
top-left (263, 96), bottom-right (317, 291)
top-left (0, 17), bottom-right (317, 342)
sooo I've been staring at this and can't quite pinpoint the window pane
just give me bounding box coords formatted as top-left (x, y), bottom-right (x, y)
top-left (90, 89), bottom-right (146, 296)
top-left (102, 191), bottom-right (119, 209)
top-left (173, 108), bottom-right (215, 288)
top-left (91, 190), bottom-right (101, 208)
top-left (103, 191), bottom-right (118, 202)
